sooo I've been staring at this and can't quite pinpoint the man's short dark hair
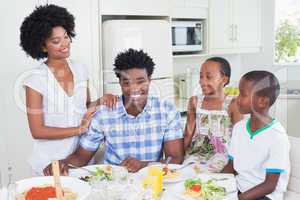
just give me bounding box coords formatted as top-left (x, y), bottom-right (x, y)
top-left (20, 4), bottom-right (75, 60)
top-left (242, 70), bottom-right (280, 106)
top-left (206, 57), bottom-right (231, 86)
top-left (113, 48), bottom-right (155, 78)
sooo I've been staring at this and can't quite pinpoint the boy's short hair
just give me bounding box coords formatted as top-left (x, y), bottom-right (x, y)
top-left (20, 4), bottom-right (75, 60)
top-left (206, 57), bottom-right (231, 86)
top-left (242, 70), bottom-right (280, 106)
top-left (113, 48), bottom-right (155, 78)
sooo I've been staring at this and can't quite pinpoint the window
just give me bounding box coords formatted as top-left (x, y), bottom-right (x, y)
top-left (275, 0), bottom-right (300, 64)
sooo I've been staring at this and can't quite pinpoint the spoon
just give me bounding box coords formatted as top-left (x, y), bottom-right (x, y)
top-left (165, 156), bottom-right (172, 166)
top-left (52, 160), bottom-right (64, 200)
top-left (163, 156), bottom-right (172, 174)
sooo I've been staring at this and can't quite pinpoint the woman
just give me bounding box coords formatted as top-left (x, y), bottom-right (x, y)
top-left (20, 4), bottom-right (117, 175)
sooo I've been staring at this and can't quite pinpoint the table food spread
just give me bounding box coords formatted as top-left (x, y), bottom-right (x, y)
top-left (3, 163), bottom-right (237, 200)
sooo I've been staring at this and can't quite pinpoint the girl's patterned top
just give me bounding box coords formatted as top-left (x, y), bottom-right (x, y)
top-left (185, 94), bottom-right (233, 172)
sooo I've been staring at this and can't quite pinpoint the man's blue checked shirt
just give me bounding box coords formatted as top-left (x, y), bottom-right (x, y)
top-left (79, 96), bottom-right (183, 164)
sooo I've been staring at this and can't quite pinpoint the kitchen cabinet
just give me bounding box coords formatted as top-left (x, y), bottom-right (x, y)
top-left (100, 0), bottom-right (170, 16)
top-left (171, 0), bottom-right (208, 19)
top-left (209, 0), bottom-right (261, 54)
top-left (272, 95), bottom-right (300, 138)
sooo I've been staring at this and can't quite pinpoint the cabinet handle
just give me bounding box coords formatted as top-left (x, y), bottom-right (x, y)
top-left (234, 25), bottom-right (238, 41)
top-left (230, 24), bottom-right (234, 41)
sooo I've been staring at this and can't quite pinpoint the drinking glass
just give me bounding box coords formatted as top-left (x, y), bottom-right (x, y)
top-left (142, 165), bottom-right (163, 200)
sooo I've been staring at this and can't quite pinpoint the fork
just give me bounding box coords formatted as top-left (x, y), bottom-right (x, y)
top-left (211, 177), bottom-right (230, 181)
top-left (67, 164), bottom-right (96, 175)
top-left (171, 160), bottom-right (197, 172)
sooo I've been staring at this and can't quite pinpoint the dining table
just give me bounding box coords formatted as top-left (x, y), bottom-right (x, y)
top-left (70, 163), bottom-right (239, 200)
top-left (0, 163), bottom-right (238, 200)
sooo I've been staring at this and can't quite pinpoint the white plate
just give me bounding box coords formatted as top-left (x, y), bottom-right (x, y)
top-left (138, 164), bottom-right (185, 183)
top-left (16, 176), bottom-right (91, 200)
top-left (168, 173), bottom-right (238, 200)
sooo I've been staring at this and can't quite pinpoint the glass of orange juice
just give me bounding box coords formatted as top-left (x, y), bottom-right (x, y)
top-left (142, 165), bottom-right (163, 199)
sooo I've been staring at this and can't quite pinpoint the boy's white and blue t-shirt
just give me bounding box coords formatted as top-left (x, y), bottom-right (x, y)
top-left (228, 118), bottom-right (290, 200)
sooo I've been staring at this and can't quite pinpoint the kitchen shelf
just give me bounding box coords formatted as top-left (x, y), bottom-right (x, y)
top-left (172, 53), bottom-right (208, 59)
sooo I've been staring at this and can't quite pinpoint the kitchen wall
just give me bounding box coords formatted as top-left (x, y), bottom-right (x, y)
top-left (240, 0), bottom-right (300, 85)
top-left (174, 0), bottom-right (300, 138)
top-left (0, 0), bottom-right (38, 185)
top-left (172, 54), bottom-right (242, 113)
top-left (0, 0), bottom-right (298, 183)
top-left (173, 55), bottom-right (242, 85)
top-left (240, 0), bottom-right (300, 137)
top-left (0, 0), bottom-right (101, 183)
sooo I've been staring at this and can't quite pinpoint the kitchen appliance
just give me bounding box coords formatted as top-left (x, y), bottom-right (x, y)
top-left (172, 20), bottom-right (204, 53)
top-left (176, 68), bottom-right (200, 100)
top-left (102, 19), bottom-right (175, 102)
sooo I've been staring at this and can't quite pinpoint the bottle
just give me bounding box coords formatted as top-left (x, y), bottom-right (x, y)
top-left (7, 166), bottom-right (16, 200)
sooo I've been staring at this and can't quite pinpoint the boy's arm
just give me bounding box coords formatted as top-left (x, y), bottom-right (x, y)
top-left (238, 173), bottom-right (280, 200)
top-left (221, 160), bottom-right (236, 174)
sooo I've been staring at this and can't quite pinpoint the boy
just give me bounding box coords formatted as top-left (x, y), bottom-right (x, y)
top-left (222, 71), bottom-right (290, 200)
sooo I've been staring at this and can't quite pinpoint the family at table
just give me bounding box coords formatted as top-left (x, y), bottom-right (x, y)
top-left (20, 4), bottom-right (290, 200)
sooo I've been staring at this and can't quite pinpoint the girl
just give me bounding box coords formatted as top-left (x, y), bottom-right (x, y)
top-left (20, 4), bottom-right (117, 175)
top-left (184, 57), bottom-right (242, 172)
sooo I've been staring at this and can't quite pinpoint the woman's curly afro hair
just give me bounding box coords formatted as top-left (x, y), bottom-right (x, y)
top-left (20, 4), bottom-right (75, 60)
top-left (113, 48), bottom-right (155, 78)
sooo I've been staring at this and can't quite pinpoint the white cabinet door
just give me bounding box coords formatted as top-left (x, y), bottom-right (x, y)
top-left (209, 0), bottom-right (233, 51)
top-left (233, 0), bottom-right (261, 48)
top-left (171, 0), bottom-right (208, 18)
top-left (101, 0), bottom-right (170, 16)
top-left (273, 96), bottom-right (300, 138)
top-left (171, 0), bottom-right (185, 7)
top-left (186, 0), bottom-right (209, 7)
top-left (209, 0), bottom-right (261, 54)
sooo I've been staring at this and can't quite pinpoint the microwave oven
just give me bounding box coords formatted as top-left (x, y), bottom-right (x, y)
top-left (172, 21), bottom-right (203, 53)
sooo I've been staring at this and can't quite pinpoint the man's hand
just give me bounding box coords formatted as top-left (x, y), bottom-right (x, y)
top-left (43, 160), bottom-right (69, 176)
top-left (120, 157), bottom-right (148, 172)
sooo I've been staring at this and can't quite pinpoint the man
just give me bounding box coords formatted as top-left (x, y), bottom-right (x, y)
top-left (44, 48), bottom-right (184, 175)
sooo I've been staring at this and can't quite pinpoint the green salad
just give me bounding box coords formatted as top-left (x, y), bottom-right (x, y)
top-left (80, 166), bottom-right (113, 182)
top-left (94, 166), bottom-right (113, 181)
top-left (184, 178), bottom-right (226, 200)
